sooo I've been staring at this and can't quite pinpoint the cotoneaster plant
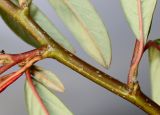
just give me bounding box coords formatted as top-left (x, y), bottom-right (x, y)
top-left (0, 0), bottom-right (160, 114)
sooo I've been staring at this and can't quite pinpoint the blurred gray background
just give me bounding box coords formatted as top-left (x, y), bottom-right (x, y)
top-left (0, 0), bottom-right (160, 115)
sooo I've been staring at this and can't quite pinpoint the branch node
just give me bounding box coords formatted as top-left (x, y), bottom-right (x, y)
top-left (129, 81), bottom-right (140, 95)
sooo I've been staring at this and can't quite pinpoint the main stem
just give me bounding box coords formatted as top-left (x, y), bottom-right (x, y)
top-left (0, 1), bottom-right (160, 114)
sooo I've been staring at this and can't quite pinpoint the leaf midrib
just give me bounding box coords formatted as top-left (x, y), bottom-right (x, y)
top-left (63, 0), bottom-right (106, 66)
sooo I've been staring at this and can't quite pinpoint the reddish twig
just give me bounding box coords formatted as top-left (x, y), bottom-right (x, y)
top-left (0, 56), bottom-right (42, 92)
top-left (0, 46), bottom-right (47, 93)
top-left (128, 39), bottom-right (144, 87)
top-left (0, 46), bottom-right (46, 74)
top-left (0, 72), bottom-right (23, 92)
top-left (127, 0), bottom-right (144, 88)
top-left (0, 63), bottom-right (15, 75)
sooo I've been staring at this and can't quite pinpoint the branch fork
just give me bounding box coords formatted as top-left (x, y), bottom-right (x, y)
top-left (0, 46), bottom-right (47, 92)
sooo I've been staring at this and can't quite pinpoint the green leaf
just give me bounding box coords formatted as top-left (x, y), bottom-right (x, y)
top-left (121, 0), bottom-right (157, 41)
top-left (48, 0), bottom-right (111, 67)
top-left (1, 0), bottom-right (75, 52)
top-left (30, 65), bottom-right (64, 92)
top-left (25, 79), bottom-right (73, 115)
top-left (149, 40), bottom-right (160, 105)
top-left (0, 7), bottom-right (40, 47)
top-left (29, 4), bottom-right (75, 52)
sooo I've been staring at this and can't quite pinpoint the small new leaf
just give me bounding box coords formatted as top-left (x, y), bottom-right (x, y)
top-left (30, 65), bottom-right (64, 92)
top-left (48, 0), bottom-right (112, 68)
top-left (121, 0), bottom-right (157, 41)
top-left (25, 79), bottom-right (73, 115)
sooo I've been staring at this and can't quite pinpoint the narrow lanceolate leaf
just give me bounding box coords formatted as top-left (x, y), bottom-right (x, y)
top-left (121, 0), bottom-right (157, 41)
top-left (49, 0), bottom-right (111, 67)
top-left (30, 65), bottom-right (64, 92)
top-left (0, 0), bottom-right (74, 52)
top-left (25, 79), bottom-right (73, 115)
top-left (149, 40), bottom-right (160, 105)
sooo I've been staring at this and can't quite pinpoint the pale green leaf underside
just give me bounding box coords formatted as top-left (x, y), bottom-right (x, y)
top-left (25, 79), bottom-right (73, 115)
top-left (1, 0), bottom-right (74, 52)
top-left (31, 65), bottom-right (64, 92)
top-left (121, 0), bottom-right (157, 41)
top-left (0, 6), bottom-right (40, 47)
top-left (149, 47), bottom-right (160, 105)
top-left (30, 4), bottom-right (74, 52)
top-left (49, 0), bottom-right (111, 67)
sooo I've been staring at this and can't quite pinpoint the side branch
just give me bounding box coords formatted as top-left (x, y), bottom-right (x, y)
top-left (0, 1), bottom-right (159, 114)
top-left (127, 0), bottom-right (144, 88)
top-left (128, 39), bottom-right (144, 88)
